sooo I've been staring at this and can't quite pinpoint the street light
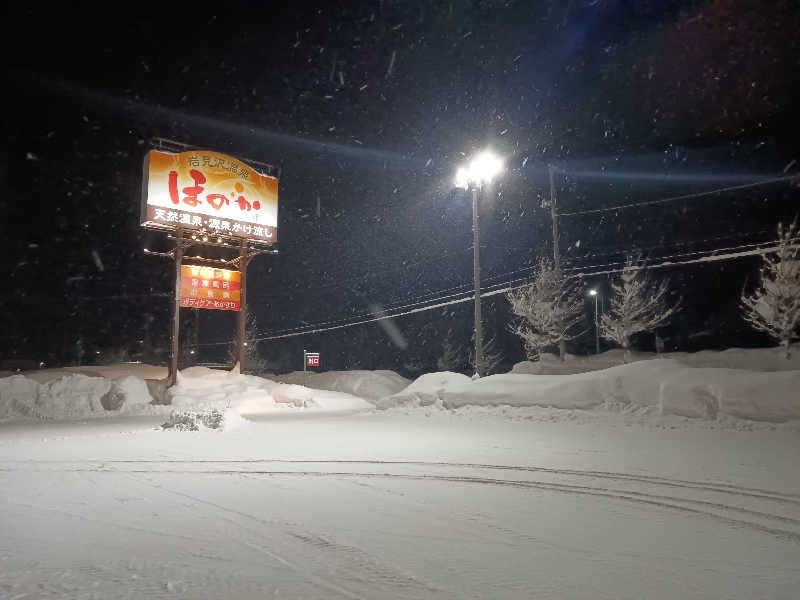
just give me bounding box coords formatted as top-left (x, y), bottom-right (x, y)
top-left (589, 289), bottom-right (600, 355)
top-left (454, 150), bottom-right (504, 377)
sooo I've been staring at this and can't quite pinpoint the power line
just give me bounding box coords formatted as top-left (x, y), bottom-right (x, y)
top-left (567, 228), bottom-right (772, 261)
top-left (559, 174), bottom-right (798, 217)
top-left (566, 240), bottom-right (798, 278)
top-left (562, 239), bottom-right (787, 276)
top-left (199, 240), bottom-right (791, 344)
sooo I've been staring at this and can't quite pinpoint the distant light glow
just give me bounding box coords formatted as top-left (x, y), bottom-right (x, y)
top-left (454, 150), bottom-right (504, 189)
top-left (589, 289), bottom-right (598, 296)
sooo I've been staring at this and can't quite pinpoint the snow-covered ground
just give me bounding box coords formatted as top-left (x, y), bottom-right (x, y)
top-left (1, 348), bottom-right (799, 598)
top-left (380, 358), bottom-right (800, 422)
top-left (512, 346), bottom-right (800, 375)
top-left (273, 369), bottom-right (411, 401)
top-left (1, 410), bottom-right (799, 599)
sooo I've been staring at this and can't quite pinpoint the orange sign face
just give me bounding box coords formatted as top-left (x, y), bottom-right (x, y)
top-left (179, 265), bottom-right (242, 311)
top-left (141, 150), bottom-right (278, 244)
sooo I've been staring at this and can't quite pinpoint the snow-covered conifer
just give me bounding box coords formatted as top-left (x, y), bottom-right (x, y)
top-left (469, 333), bottom-right (503, 375)
top-left (741, 220), bottom-right (800, 358)
top-left (437, 333), bottom-right (465, 372)
top-left (600, 255), bottom-right (680, 361)
top-left (506, 258), bottom-right (585, 361)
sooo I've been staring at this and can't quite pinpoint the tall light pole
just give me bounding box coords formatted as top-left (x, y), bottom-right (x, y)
top-left (589, 289), bottom-right (600, 355)
top-left (455, 150), bottom-right (504, 378)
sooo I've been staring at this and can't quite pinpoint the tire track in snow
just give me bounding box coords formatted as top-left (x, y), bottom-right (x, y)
top-left (7, 458), bottom-right (799, 503)
top-left (5, 460), bottom-right (800, 544)
top-left (119, 470), bottom-right (449, 600)
top-left (204, 470), bottom-right (800, 544)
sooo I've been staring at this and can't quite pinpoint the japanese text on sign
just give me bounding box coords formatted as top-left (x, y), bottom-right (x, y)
top-left (141, 149), bottom-right (278, 244)
top-left (179, 265), bottom-right (242, 311)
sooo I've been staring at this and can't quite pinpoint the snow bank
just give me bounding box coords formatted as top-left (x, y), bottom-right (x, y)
top-left (19, 363), bottom-right (168, 383)
top-left (0, 364), bottom-right (374, 422)
top-left (0, 373), bottom-right (116, 420)
top-left (274, 369), bottom-right (410, 400)
top-left (270, 384), bottom-right (373, 411)
top-left (381, 359), bottom-right (800, 423)
top-left (170, 370), bottom-right (373, 415)
top-left (170, 370), bottom-right (278, 414)
top-left (512, 346), bottom-right (800, 375)
top-left (374, 372), bottom-right (472, 408)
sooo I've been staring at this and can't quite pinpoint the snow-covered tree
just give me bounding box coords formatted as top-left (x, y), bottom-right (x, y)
top-left (741, 220), bottom-right (800, 358)
top-left (228, 312), bottom-right (265, 372)
top-left (506, 258), bottom-right (585, 361)
top-left (469, 333), bottom-right (503, 375)
top-left (437, 333), bottom-right (465, 372)
top-left (600, 255), bottom-right (681, 361)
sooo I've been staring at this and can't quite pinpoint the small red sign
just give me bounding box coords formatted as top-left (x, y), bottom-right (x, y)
top-left (306, 353), bottom-right (320, 368)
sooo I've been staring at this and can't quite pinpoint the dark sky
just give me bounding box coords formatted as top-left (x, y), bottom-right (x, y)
top-left (2, 0), bottom-right (798, 373)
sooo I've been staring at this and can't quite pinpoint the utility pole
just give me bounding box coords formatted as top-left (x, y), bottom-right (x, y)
top-left (594, 293), bottom-right (600, 355)
top-left (168, 227), bottom-right (186, 386)
top-left (549, 164), bottom-right (560, 271)
top-left (549, 164), bottom-right (565, 361)
top-left (590, 290), bottom-right (600, 355)
top-left (235, 238), bottom-right (249, 373)
top-left (472, 185), bottom-right (484, 377)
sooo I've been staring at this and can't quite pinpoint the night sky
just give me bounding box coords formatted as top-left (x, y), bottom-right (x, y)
top-left (2, 1), bottom-right (799, 375)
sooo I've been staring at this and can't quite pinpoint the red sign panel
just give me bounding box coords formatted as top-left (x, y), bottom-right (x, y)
top-left (306, 353), bottom-right (320, 368)
top-left (179, 265), bottom-right (241, 311)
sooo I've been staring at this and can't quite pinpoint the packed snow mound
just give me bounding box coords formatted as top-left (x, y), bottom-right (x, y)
top-left (168, 369), bottom-right (372, 415)
top-left (512, 346), bottom-right (800, 375)
top-left (274, 369), bottom-right (410, 400)
top-left (169, 370), bottom-right (277, 413)
top-left (0, 373), bottom-right (150, 420)
top-left (17, 363), bottom-right (167, 383)
top-left (270, 384), bottom-right (373, 411)
top-left (381, 360), bottom-right (800, 422)
top-left (374, 372), bottom-right (473, 409)
top-left (0, 364), bottom-right (373, 421)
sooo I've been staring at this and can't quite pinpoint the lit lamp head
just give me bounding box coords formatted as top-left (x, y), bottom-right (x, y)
top-left (454, 150), bottom-right (504, 189)
top-left (589, 289), bottom-right (598, 297)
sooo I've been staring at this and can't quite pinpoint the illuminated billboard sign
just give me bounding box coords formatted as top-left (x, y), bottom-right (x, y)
top-left (179, 265), bottom-right (242, 311)
top-left (141, 149), bottom-right (278, 244)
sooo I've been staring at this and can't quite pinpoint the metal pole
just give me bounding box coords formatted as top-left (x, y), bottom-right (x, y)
top-left (235, 239), bottom-right (248, 373)
top-left (168, 227), bottom-right (184, 386)
top-left (549, 165), bottom-right (560, 272)
top-left (472, 186), bottom-right (483, 377)
top-left (594, 294), bottom-right (600, 355)
top-left (549, 164), bottom-right (565, 361)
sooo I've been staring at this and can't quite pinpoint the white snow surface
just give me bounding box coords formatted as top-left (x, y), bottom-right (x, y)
top-left (0, 365), bottom-right (373, 422)
top-left (2, 348), bottom-right (799, 424)
top-left (382, 359), bottom-right (800, 422)
top-left (1, 349), bottom-right (800, 597)
top-left (0, 409), bottom-right (798, 599)
top-left (513, 346), bottom-right (800, 375)
top-left (274, 369), bottom-right (411, 400)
